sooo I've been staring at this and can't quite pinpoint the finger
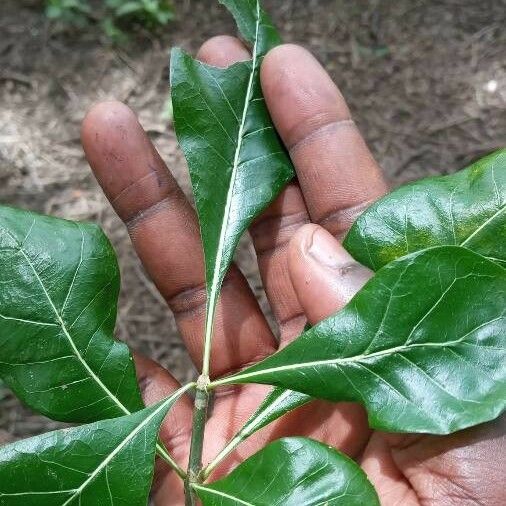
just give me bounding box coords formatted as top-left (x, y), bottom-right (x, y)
top-left (261, 44), bottom-right (388, 238)
top-left (81, 100), bottom-right (275, 377)
top-left (197, 35), bottom-right (250, 66)
top-left (287, 224), bottom-right (373, 465)
top-left (360, 433), bottom-right (418, 505)
top-left (250, 184), bottom-right (310, 344)
top-left (288, 224), bottom-right (373, 324)
top-left (150, 40), bottom-right (254, 506)
top-left (133, 353), bottom-right (191, 505)
top-left (134, 353), bottom-right (192, 455)
top-left (387, 416), bottom-right (506, 505)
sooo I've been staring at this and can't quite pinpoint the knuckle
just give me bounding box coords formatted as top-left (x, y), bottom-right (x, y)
top-left (251, 209), bottom-right (309, 256)
top-left (316, 198), bottom-right (376, 239)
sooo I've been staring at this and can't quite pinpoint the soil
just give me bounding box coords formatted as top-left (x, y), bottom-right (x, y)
top-left (1, 0), bottom-right (505, 441)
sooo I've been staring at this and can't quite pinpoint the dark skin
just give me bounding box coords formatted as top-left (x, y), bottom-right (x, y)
top-left (81, 37), bottom-right (505, 505)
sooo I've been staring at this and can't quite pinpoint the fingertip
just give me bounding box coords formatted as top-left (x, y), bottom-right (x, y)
top-left (261, 43), bottom-right (314, 77)
top-left (81, 99), bottom-right (166, 211)
top-left (261, 44), bottom-right (349, 149)
top-left (261, 43), bottom-right (336, 93)
top-left (81, 100), bottom-right (137, 147)
top-left (133, 353), bottom-right (192, 446)
top-left (196, 35), bottom-right (250, 67)
top-left (261, 44), bottom-right (386, 234)
top-left (288, 225), bottom-right (373, 324)
top-left (81, 100), bottom-right (144, 179)
top-left (82, 99), bottom-right (134, 123)
top-left (133, 353), bottom-right (192, 488)
top-left (260, 44), bottom-right (304, 100)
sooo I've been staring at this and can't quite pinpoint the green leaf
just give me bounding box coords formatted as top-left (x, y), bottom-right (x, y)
top-left (170, 0), bottom-right (294, 370)
top-left (344, 149), bottom-right (506, 270)
top-left (206, 388), bottom-right (311, 476)
top-left (0, 385), bottom-right (190, 505)
top-left (214, 246), bottom-right (506, 434)
top-left (219, 0), bottom-right (280, 55)
top-left (235, 387), bottom-right (311, 441)
top-left (195, 437), bottom-right (379, 505)
top-left (0, 206), bottom-right (143, 423)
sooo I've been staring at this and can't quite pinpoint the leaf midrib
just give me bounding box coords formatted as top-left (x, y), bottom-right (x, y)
top-left (59, 389), bottom-right (187, 506)
top-left (0, 388), bottom-right (189, 501)
top-left (202, 0), bottom-right (262, 370)
top-left (223, 316), bottom-right (504, 385)
top-left (460, 204), bottom-right (505, 246)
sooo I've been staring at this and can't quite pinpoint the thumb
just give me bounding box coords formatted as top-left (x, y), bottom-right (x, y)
top-left (288, 224), bottom-right (373, 325)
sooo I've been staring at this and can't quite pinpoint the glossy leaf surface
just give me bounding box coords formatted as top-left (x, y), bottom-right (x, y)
top-left (170, 0), bottom-right (294, 366)
top-left (0, 387), bottom-right (189, 505)
top-left (218, 247), bottom-right (506, 434)
top-left (196, 437), bottom-right (379, 505)
top-left (0, 206), bottom-right (142, 422)
top-left (344, 149), bottom-right (506, 270)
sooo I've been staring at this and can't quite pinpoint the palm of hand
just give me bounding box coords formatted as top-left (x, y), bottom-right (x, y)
top-left (81, 37), bottom-right (504, 505)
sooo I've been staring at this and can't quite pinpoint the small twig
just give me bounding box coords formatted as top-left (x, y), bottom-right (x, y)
top-left (157, 441), bottom-right (186, 480)
top-left (185, 375), bottom-right (210, 505)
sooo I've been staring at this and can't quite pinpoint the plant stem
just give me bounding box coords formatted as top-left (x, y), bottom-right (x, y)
top-left (185, 376), bottom-right (210, 505)
top-left (156, 441), bottom-right (186, 480)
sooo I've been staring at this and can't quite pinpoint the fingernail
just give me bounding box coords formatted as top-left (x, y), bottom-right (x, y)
top-left (305, 228), bottom-right (355, 270)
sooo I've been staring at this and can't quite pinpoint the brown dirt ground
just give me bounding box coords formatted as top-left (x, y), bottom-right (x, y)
top-left (0, 0), bottom-right (505, 442)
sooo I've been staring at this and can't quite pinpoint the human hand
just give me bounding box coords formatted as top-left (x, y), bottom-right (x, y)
top-left (81, 37), bottom-right (505, 505)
